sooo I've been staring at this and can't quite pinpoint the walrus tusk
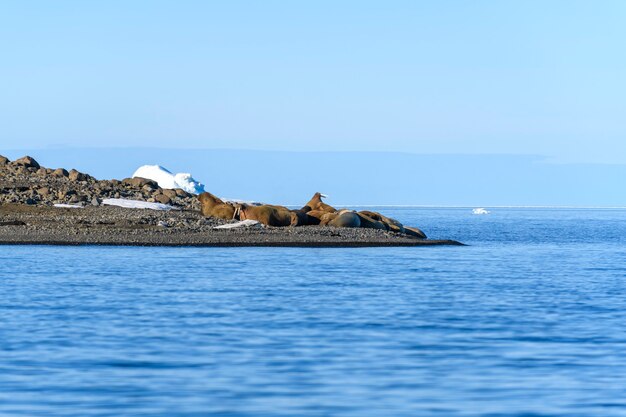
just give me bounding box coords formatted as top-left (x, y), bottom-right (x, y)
top-left (320, 193), bottom-right (329, 199)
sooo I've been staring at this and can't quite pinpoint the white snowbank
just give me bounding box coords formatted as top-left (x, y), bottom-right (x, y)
top-left (472, 208), bottom-right (490, 215)
top-left (132, 165), bottom-right (205, 195)
top-left (102, 198), bottom-right (177, 211)
top-left (214, 220), bottom-right (262, 229)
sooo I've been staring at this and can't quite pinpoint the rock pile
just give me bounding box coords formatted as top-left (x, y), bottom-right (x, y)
top-left (0, 155), bottom-right (200, 209)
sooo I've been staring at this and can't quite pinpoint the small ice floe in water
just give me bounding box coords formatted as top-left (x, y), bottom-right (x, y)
top-left (102, 198), bottom-right (177, 211)
top-left (132, 165), bottom-right (205, 194)
top-left (214, 220), bottom-right (262, 229)
top-left (53, 203), bottom-right (84, 209)
top-left (472, 208), bottom-right (490, 215)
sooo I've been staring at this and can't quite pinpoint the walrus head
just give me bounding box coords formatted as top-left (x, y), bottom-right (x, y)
top-left (233, 203), bottom-right (249, 220)
top-left (304, 192), bottom-right (336, 213)
top-left (198, 192), bottom-right (224, 208)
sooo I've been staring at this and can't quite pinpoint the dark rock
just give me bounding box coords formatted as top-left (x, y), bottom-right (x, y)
top-left (155, 194), bottom-right (171, 205)
top-left (175, 188), bottom-right (189, 197)
top-left (0, 155), bottom-right (10, 165)
top-left (37, 187), bottom-right (50, 197)
top-left (11, 156), bottom-right (40, 169)
top-left (123, 177), bottom-right (159, 188)
top-left (68, 169), bottom-right (87, 181)
top-left (53, 168), bottom-right (69, 177)
top-left (163, 189), bottom-right (178, 199)
top-left (0, 220), bottom-right (26, 226)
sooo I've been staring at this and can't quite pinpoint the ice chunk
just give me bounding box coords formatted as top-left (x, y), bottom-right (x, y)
top-left (472, 208), bottom-right (490, 215)
top-left (213, 220), bottom-right (262, 229)
top-left (132, 165), bottom-right (205, 194)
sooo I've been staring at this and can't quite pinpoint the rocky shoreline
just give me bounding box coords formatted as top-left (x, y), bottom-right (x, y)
top-left (0, 155), bottom-right (463, 247)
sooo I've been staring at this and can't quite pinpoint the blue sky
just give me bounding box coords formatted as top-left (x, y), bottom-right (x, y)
top-left (1, 1), bottom-right (625, 204)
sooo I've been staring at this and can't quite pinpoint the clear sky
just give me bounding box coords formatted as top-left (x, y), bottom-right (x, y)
top-left (2, 1), bottom-right (625, 164)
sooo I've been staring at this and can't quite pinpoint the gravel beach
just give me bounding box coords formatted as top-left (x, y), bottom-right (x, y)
top-left (0, 204), bottom-right (461, 247)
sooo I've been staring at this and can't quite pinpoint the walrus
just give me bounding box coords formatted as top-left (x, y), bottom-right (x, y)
top-left (235, 203), bottom-right (296, 227)
top-left (290, 210), bottom-right (321, 226)
top-left (304, 209), bottom-right (329, 221)
top-left (302, 192), bottom-right (336, 213)
top-left (328, 211), bottom-right (361, 228)
top-left (318, 210), bottom-right (361, 228)
top-left (198, 192), bottom-right (236, 220)
top-left (355, 212), bottom-right (387, 230)
top-left (404, 226), bottom-right (427, 239)
top-left (358, 210), bottom-right (405, 233)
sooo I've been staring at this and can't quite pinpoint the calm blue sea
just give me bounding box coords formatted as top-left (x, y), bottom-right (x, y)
top-left (2, 208), bottom-right (626, 417)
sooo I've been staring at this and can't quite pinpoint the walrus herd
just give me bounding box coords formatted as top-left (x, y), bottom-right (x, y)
top-left (198, 191), bottom-right (427, 239)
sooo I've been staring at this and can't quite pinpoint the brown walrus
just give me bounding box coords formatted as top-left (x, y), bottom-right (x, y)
top-left (302, 192), bottom-right (336, 213)
top-left (235, 203), bottom-right (296, 227)
top-left (358, 210), bottom-right (405, 233)
top-left (198, 192), bottom-right (236, 220)
top-left (291, 210), bottom-right (321, 226)
top-left (304, 209), bottom-right (328, 221)
top-left (329, 211), bottom-right (361, 228)
top-left (318, 210), bottom-right (361, 228)
top-left (404, 226), bottom-right (427, 239)
top-left (355, 212), bottom-right (387, 230)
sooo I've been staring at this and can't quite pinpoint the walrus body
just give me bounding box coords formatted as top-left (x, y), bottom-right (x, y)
top-left (236, 204), bottom-right (295, 227)
top-left (200, 190), bottom-right (428, 236)
top-left (198, 192), bottom-right (236, 220)
top-left (328, 211), bottom-right (361, 228)
top-left (302, 192), bottom-right (336, 213)
top-left (358, 210), bottom-right (405, 233)
top-left (404, 226), bottom-right (427, 239)
top-left (355, 212), bottom-right (387, 230)
top-left (290, 210), bottom-right (321, 226)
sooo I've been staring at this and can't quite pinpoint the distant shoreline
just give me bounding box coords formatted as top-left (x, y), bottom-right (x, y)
top-left (0, 154), bottom-right (466, 247)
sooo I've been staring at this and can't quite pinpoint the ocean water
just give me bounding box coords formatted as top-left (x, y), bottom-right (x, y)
top-left (2, 208), bottom-right (626, 417)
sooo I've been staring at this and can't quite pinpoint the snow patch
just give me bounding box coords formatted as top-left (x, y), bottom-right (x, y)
top-left (102, 198), bottom-right (177, 211)
top-left (132, 165), bottom-right (205, 194)
top-left (53, 204), bottom-right (83, 209)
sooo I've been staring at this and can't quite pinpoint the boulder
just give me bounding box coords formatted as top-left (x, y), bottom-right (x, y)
top-left (142, 183), bottom-right (158, 192)
top-left (154, 194), bottom-right (171, 205)
top-left (68, 169), bottom-right (87, 181)
top-left (11, 156), bottom-right (40, 169)
top-left (53, 168), bottom-right (69, 177)
top-left (36, 187), bottom-right (50, 197)
top-left (123, 177), bottom-right (159, 188)
top-left (0, 155), bottom-right (9, 165)
top-left (175, 188), bottom-right (189, 197)
top-left (163, 189), bottom-right (178, 199)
